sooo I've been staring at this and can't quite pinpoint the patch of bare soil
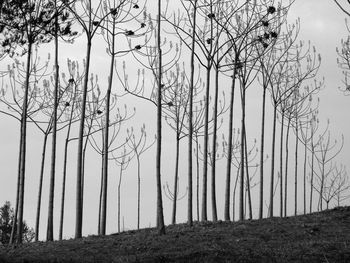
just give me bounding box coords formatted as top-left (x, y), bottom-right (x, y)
top-left (1, 207), bottom-right (350, 262)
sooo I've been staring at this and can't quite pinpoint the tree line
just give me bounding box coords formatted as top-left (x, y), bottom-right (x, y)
top-left (0, 0), bottom-right (348, 244)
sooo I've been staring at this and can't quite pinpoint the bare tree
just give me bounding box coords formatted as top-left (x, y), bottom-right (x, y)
top-left (58, 60), bottom-right (83, 240)
top-left (197, 0), bottom-right (216, 222)
top-left (257, 14), bottom-right (294, 218)
top-left (126, 125), bottom-right (155, 229)
top-left (219, 1), bottom-right (289, 221)
top-left (188, 94), bottom-right (214, 221)
top-left (186, 0), bottom-right (198, 226)
top-left (314, 163), bottom-right (349, 209)
top-left (167, 0), bottom-right (200, 225)
top-left (63, 0), bottom-right (112, 238)
top-left (223, 129), bottom-right (256, 221)
top-left (98, 0), bottom-right (146, 236)
top-left (264, 26), bottom-right (320, 217)
top-left (0, 0), bottom-right (70, 243)
top-left (314, 130), bottom-right (344, 211)
top-left (290, 89), bottom-right (314, 216)
top-left (307, 112), bottom-right (321, 213)
top-left (36, 68), bottom-right (78, 241)
top-left (297, 98), bottom-right (320, 215)
top-left (122, 0), bottom-right (180, 234)
top-left (155, 0), bottom-right (165, 234)
top-left (47, 0), bottom-right (77, 241)
top-left (112, 147), bottom-right (133, 233)
top-left (162, 66), bottom-right (189, 225)
top-left (88, 101), bottom-right (135, 234)
top-left (167, 0), bottom-right (225, 221)
top-left (0, 52), bottom-right (52, 241)
top-left (334, 164), bottom-right (350, 207)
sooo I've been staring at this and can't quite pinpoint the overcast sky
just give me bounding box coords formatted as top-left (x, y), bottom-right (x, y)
top-left (0, 0), bottom-right (349, 241)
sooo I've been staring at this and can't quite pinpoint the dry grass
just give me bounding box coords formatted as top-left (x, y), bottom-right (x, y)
top-left (1, 207), bottom-right (350, 262)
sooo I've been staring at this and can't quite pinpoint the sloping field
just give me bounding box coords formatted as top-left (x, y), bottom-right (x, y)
top-left (1, 207), bottom-right (350, 262)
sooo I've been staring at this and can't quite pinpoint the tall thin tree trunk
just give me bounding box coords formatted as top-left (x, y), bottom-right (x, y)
top-left (35, 132), bottom-right (49, 241)
top-left (244, 129), bottom-right (252, 220)
top-left (17, 40), bottom-right (33, 243)
top-left (100, 13), bottom-right (116, 235)
top-left (201, 1), bottom-right (214, 222)
top-left (294, 119), bottom-right (299, 216)
top-left (187, 0), bottom-right (197, 226)
top-left (319, 162), bottom-right (325, 211)
top-left (98, 142), bottom-right (104, 233)
top-left (232, 169), bottom-right (240, 221)
top-left (225, 73), bottom-right (236, 221)
top-left (81, 126), bottom-right (92, 227)
top-left (136, 154), bottom-right (141, 230)
top-left (75, 31), bottom-right (92, 238)
top-left (303, 127), bottom-right (308, 215)
top-left (279, 112), bottom-right (284, 218)
top-left (171, 135), bottom-right (180, 224)
top-left (156, 0), bottom-right (165, 234)
top-left (200, 70), bottom-right (211, 222)
top-left (10, 140), bottom-right (22, 244)
top-left (309, 138), bottom-right (315, 213)
top-left (239, 85), bottom-right (246, 221)
top-left (201, 66), bottom-right (211, 222)
top-left (259, 85), bottom-right (267, 219)
top-left (59, 102), bottom-right (75, 241)
top-left (269, 105), bottom-right (277, 218)
top-left (210, 62), bottom-right (219, 222)
top-left (195, 136), bottom-right (200, 221)
top-left (117, 166), bottom-right (123, 233)
top-left (284, 117), bottom-right (291, 217)
top-left (47, 7), bottom-right (59, 240)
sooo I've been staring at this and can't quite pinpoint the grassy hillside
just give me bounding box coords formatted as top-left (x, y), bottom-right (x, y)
top-left (1, 207), bottom-right (350, 262)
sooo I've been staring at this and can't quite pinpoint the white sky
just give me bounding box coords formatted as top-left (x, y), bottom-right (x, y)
top-left (0, 0), bottom-right (349, 241)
